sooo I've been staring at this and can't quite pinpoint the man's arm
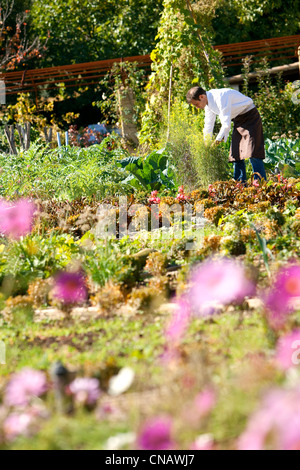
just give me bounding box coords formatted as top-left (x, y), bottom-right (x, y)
top-left (203, 107), bottom-right (216, 141)
top-left (216, 94), bottom-right (232, 142)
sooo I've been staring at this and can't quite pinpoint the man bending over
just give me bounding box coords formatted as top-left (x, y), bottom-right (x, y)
top-left (186, 86), bottom-right (267, 183)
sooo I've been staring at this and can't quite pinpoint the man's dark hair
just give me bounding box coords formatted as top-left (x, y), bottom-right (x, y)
top-left (186, 86), bottom-right (206, 103)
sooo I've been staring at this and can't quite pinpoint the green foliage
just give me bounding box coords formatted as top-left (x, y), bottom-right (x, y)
top-left (30, 0), bottom-right (163, 67)
top-left (83, 241), bottom-right (140, 289)
top-left (93, 61), bottom-right (147, 128)
top-left (2, 93), bottom-right (67, 144)
top-left (265, 138), bottom-right (300, 176)
top-left (0, 139), bottom-right (130, 201)
top-left (139, 0), bottom-right (225, 147)
top-left (242, 58), bottom-right (300, 138)
top-left (158, 99), bottom-right (203, 190)
top-left (0, 233), bottom-right (80, 295)
top-left (83, 241), bottom-right (124, 288)
top-left (119, 148), bottom-right (177, 191)
top-left (160, 98), bottom-right (229, 187)
top-left (213, 0), bottom-right (300, 49)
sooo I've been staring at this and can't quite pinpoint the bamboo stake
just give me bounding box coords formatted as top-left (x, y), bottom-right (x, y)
top-left (166, 62), bottom-right (173, 143)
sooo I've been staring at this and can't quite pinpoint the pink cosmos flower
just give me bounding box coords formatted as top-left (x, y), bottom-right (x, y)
top-left (183, 388), bottom-right (216, 426)
top-left (69, 377), bottom-right (101, 406)
top-left (137, 416), bottom-right (176, 450)
top-left (4, 368), bottom-right (48, 407)
top-left (0, 199), bottom-right (36, 239)
top-left (189, 258), bottom-right (255, 316)
top-left (165, 298), bottom-right (191, 345)
top-left (53, 271), bottom-right (88, 304)
top-left (3, 412), bottom-right (35, 441)
top-left (264, 265), bottom-right (300, 329)
top-left (275, 330), bottom-right (300, 370)
top-left (238, 386), bottom-right (300, 450)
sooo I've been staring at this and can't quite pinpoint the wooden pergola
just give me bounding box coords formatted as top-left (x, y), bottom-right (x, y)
top-left (0, 54), bottom-right (152, 101)
top-left (0, 35), bottom-right (299, 103)
top-left (215, 34), bottom-right (300, 68)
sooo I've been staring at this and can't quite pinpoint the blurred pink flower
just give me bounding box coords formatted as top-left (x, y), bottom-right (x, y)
top-left (264, 265), bottom-right (300, 329)
top-left (189, 258), bottom-right (255, 315)
top-left (194, 388), bottom-right (216, 418)
top-left (176, 193), bottom-right (187, 202)
top-left (137, 416), bottom-right (175, 450)
top-left (238, 386), bottom-right (300, 450)
top-left (148, 191), bottom-right (161, 204)
top-left (0, 199), bottom-right (36, 239)
top-left (176, 186), bottom-right (188, 202)
top-left (165, 299), bottom-right (191, 345)
top-left (53, 271), bottom-right (88, 305)
top-left (4, 368), bottom-right (48, 407)
top-left (275, 330), bottom-right (300, 370)
top-left (184, 388), bottom-right (216, 426)
top-left (160, 346), bottom-right (181, 365)
top-left (69, 377), bottom-right (101, 406)
top-left (3, 412), bottom-right (35, 441)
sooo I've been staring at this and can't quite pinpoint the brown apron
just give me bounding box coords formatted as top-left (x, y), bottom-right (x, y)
top-left (229, 107), bottom-right (265, 162)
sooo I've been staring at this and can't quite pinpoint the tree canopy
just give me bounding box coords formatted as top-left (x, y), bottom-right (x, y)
top-left (213, 0), bottom-right (300, 45)
top-left (30, 0), bottom-right (164, 67)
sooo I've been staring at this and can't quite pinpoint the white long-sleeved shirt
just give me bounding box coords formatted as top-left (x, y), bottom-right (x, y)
top-left (203, 88), bottom-right (255, 143)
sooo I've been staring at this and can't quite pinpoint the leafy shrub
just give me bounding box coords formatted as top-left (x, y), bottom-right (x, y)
top-left (265, 138), bottom-right (300, 176)
top-left (118, 147), bottom-right (177, 191)
top-left (0, 234), bottom-right (80, 295)
top-left (158, 99), bottom-right (230, 188)
top-left (242, 57), bottom-right (300, 138)
top-left (190, 138), bottom-right (231, 187)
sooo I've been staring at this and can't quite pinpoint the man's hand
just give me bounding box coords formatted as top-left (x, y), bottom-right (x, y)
top-left (213, 140), bottom-right (222, 147)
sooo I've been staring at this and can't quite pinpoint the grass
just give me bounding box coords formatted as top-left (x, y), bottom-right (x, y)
top-left (0, 161), bottom-right (299, 449)
top-left (0, 300), bottom-right (286, 450)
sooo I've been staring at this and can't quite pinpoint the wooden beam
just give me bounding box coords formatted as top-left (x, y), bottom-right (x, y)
top-left (227, 62), bottom-right (299, 85)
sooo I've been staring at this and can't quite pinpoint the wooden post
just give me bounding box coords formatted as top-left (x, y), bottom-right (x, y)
top-left (4, 125), bottom-right (17, 155)
top-left (166, 62), bottom-right (173, 143)
top-left (16, 122), bottom-right (31, 151)
top-left (44, 127), bottom-right (53, 144)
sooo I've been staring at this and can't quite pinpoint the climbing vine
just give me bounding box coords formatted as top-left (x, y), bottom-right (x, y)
top-left (93, 61), bottom-right (147, 128)
top-left (139, 0), bottom-right (225, 148)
